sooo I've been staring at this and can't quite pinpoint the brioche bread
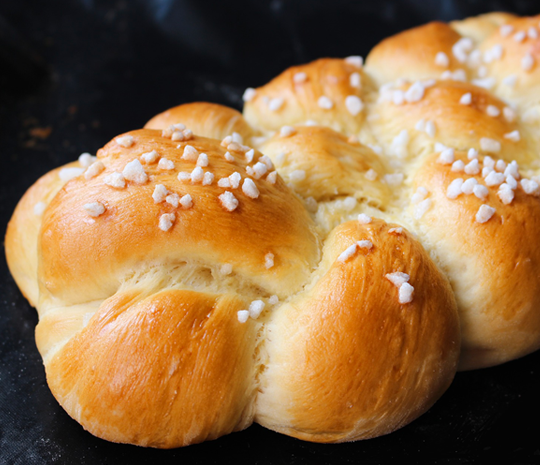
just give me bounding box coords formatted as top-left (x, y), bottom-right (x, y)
top-left (6, 11), bottom-right (540, 448)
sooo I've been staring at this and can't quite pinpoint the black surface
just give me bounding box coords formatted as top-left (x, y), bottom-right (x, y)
top-left (1, 1), bottom-right (540, 464)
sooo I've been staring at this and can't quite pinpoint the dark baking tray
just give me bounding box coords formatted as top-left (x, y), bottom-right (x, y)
top-left (1, 1), bottom-right (540, 464)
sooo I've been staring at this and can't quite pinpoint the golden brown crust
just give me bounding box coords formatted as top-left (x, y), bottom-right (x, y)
top-left (243, 58), bottom-right (366, 134)
top-left (5, 163), bottom-right (80, 308)
top-left (44, 289), bottom-right (257, 448)
top-left (258, 125), bottom-right (390, 203)
top-left (411, 153), bottom-right (540, 369)
top-left (144, 102), bottom-right (255, 142)
top-left (450, 12), bottom-right (517, 43)
top-left (38, 129), bottom-right (320, 305)
top-left (365, 22), bottom-right (464, 85)
top-left (370, 80), bottom-right (528, 164)
top-left (8, 10), bottom-right (540, 449)
top-left (256, 220), bottom-right (459, 441)
top-left (479, 15), bottom-right (540, 105)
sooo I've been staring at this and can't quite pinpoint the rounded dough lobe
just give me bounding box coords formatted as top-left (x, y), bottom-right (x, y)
top-left (38, 129), bottom-right (320, 305)
top-left (6, 164), bottom-right (77, 308)
top-left (371, 80), bottom-right (527, 164)
top-left (450, 11), bottom-right (517, 43)
top-left (259, 125), bottom-right (390, 203)
top-left (44, 289), bottom-right (257, 448)
top-left (145, 102), bottom-right (255, 142)
top-left (479, 15), bottom-right (540, 106)
top-left (244, 58), bottom-right (366, 134)
top-left (365, 22), bottom-right (464, 85)
top-left (256, 219), bottom-right (460, 442)
top-left (412, 153), bottom-right (540, 370)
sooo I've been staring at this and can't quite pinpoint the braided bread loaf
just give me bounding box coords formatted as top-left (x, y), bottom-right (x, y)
top-left (5, 11), bottom-right (540, 448)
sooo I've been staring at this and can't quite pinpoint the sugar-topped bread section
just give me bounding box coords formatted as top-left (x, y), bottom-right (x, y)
top-left (257, 125), bottom-right (393, 234)
top-left (37, 128), bottom-right (320, 307)
top-left (6, 104), bottom-right (460, 447)
top-left (478, 15), bottom-right (540, 113)
top-left (243, 12), bottom-right (540, 371)
top-left (243, 58), bottom-right (367, 135)
top-left (6, 11), bottom-right (540, 450)
top-left (370, 79), bottom-right (529, 165)
top-left (364, 22), bottom-right (467, 85)
top-left (410, 151), bottom-right (540, 370)
top-left (256, 218), bottom-right (459, 442)
top-left (145, 102), bottom-right (256, 143)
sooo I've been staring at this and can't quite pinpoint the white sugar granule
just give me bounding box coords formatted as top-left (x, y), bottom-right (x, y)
top-left (485, 171), bottom-right (505, 186)
top-left (83, 202), bottom-right (106, 217)
top-left (280, 126), bottom-right (296, 137)
top-left (84, 161), bottom-right (105, 180)
top-left (317, 96), bottom-right (333, 109)
top-left (464, 159), bottom-right (480, 175)
top-left (182, 145), bottom-right (199, 161)
top-left (475, 204), bottom-right (495, 223)
top-left (411, 187), bottom-right (428, 204)
top-left (243, 88), bottom-right (256, 102)
top-left (461, 178), bottom-right (478, 195)
top-left (399, 282), bottom-right (414, 304)
top-left (158, 158), bottom-right (175, 170)
top-left (79, 153), bottom-right (96, 168)
top-left (202, 172), bottom-right (214, 186)
top-left (384, 173), bottom-right (404, 186)
top-left (385, 272), bottom-right (410, 287)
top-left (521, 179), bottom-right (539, 195)
top-left (266, 171), bottom-right (278, 184)
top-left (498, 184), bottom-right (514, 204)
top-left (245, 149), bottom-right (255, 163)
top-left (480, 138), bottom-right (501, 153)
top-left (345, 56), bottom-right (363, 68)
top-left (447, 178), bottom-right (464, 199)
top-left (259, 155), bottom-right (274, 170)
top-left (103, 172), bottom-right (126, 189)
top-left (219, 191), bottom-right (239, 211)
top-left (451, 160), bottom-right (465, 172)
top-left (289, 169), bottom-right (306, 182)
top-left (265, 253), bottom-right (274, 269)
top-left (140, 150), bottom-right (160, 164)
top-left (116, 135), bottom-right (134, 148)
top-left (414, 198), bottom-right (432, 219)
top-left (357, 240), bottom-right (373, 249)
top-left (122, 159), bottom-right (148, 184)
top-left (166, 193), bottom-right (180, 208)
top-left (345, 95), bottom-right (364, 115)
top-left (190, 166), bottom-right (204, 183)
top-left (242, 178), bottom-right (260, 199)
top-left (237, 310), bottom-right (249, 323)
top-left (358, 213), bottom-right (372, 224)
top-left (293, 72), bottom-right (307, 83)
top-left (337, 244), bottom-right (358, 263)
top-left (59, 167), bottom-right (84, 182)
top-left (34, 202), bottom-right (46, 216)
top-left (180, 194), bottom-right (193, 209)
top-left (504, 130), bottom-right (520, 142)
top-left (365, 169), bottom-right (378, 181)
top-left (159, 213), bottom-right (175, 231)
top-left (437, 148), bottom-right (455, 165)
top-left (229, 172), bottom-right (242, 189)
top-left (404, 81), bottom-right (425, 103)
top-left (435, 51), bottom-right (449, 67)
top-left (268, 97), bottom-right (284, 111)
top-left (249, 300), bottom-right (265, 319)
top-left (473, 184), bottom-right (489, 199)
top-left (196, 153), bottom-right (209, 167)
top-left (152, 184), bottom-right (168, 203)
